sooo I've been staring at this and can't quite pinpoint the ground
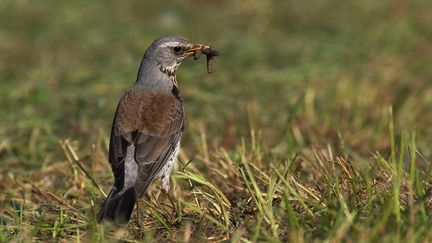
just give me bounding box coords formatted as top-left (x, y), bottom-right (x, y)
top-left (1, 0), bottom-right (432, 242)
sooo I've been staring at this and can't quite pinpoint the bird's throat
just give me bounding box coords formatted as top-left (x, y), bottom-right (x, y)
top-left (158, 63), bottom-right (179, 87)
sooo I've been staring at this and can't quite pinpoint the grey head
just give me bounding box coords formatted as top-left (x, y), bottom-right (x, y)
top-left (137, 35), bottom-right (205, 84)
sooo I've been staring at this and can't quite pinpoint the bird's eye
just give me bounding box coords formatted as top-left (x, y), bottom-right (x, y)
top-left (173, 46), bottom-right (183, 54)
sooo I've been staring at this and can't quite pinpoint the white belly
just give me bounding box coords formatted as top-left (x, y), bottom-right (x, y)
top-left (158, 141), bottom-right (180, 192)
top-left (120, 141), bottom-right (180, 194)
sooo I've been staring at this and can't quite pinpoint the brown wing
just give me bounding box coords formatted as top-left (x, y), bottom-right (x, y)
top-left (109, 88), bottom-right (184, 197)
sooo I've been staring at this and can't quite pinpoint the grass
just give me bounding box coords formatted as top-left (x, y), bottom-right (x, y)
top-left (1, 0), bottom-right (432, 241)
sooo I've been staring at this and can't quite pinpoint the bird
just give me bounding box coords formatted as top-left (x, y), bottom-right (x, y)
top-left (97, 35), bottom-right (217, 225)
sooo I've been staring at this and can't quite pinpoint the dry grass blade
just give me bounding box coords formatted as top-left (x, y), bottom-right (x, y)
top-left (175, 169), bottom-right (231, 230)
top-left (59, 140), bottom-right (107, 198)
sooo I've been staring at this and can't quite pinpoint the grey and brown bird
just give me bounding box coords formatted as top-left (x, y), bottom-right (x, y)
top-left (97, 35), bottom-right (218, 225)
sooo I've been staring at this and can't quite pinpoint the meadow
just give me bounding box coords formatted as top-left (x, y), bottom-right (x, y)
top-left (1, 0), bottom-right (431, 241)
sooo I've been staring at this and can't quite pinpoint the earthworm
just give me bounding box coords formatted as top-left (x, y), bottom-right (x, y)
top-left (201, 46), bottom-right (219, 73)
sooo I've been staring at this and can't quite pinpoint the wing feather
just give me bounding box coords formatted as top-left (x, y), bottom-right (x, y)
top-left (108, 88), bottom-right (184, 197)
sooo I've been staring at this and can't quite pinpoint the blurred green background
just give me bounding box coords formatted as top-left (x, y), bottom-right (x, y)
top-left (1, 0), bottom-right (431, 166)
top-left (1, 0), bottom-right (431, 241)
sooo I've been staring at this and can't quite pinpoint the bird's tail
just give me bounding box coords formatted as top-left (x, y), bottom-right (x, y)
top-left (97, 187), bottom-right (136, 225)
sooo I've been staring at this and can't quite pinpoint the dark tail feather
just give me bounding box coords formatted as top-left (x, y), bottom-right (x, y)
top-left (97, 187), bottom-right (136, 225)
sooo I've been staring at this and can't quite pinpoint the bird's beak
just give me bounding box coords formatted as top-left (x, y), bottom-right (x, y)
top-left (184, 44), bottom-right (205, 56)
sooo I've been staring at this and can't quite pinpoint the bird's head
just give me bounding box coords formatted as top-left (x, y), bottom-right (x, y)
top-left (144, 35), bottom-right (208, 76)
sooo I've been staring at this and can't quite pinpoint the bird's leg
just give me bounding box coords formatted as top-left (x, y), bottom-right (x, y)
top-left (136, 199), bottom-right (143, 229)
top-left (163, 181), bottom-right (182, 222)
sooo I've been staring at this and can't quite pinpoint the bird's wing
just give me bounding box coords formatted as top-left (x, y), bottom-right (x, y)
top-left (109, 88), bottom-right (184, 197)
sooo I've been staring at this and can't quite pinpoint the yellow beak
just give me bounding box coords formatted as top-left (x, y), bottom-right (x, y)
top-left (184, 44), bottom-right (207, 56)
